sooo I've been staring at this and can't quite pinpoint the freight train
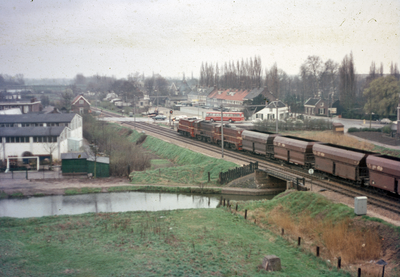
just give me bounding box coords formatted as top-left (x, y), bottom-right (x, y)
top-left (176, 118), bottom-right (400, 195)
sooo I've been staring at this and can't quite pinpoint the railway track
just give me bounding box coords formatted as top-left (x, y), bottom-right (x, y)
top-left (94, 108), bottom-right (400, 214)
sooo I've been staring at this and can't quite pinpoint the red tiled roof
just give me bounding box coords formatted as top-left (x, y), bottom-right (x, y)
top-left (72, 95), bottom-right (91, 105)
top-left (207, 89), bottom-right (251, 101)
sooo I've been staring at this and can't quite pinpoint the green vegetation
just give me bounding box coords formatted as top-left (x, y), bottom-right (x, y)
top-left (65, 188), bottom-right (102, 195)
top-left (80, 187), bottom-right (102, 194)
top-left (64, 188), bottom-right (80, 195)
top-left (0, 190), bottom-right (8, 199)
top-left (83, 115), bottom-right (151, 176)
top-left (238, 191), bottom-right (355, 223)
top-left (10, 192), bottom-right (24, 198)
top-left (372, 145), bottom-right (400, 158)
top-left (150, 159), bottom-right (173, 170)
top-left (0, 208), bottom-right (350, 277)
top-left (347, 127), bottom-right (381, 133)
top-left (129, 130), bottom-right (237, 185)
top-left (107, 185), bottom-right (221, 194)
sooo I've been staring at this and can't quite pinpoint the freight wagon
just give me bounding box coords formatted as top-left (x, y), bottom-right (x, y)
top-left (367, 155), bottom-right (400, 194)
top-left (313, 143), bottom-right (375, 185)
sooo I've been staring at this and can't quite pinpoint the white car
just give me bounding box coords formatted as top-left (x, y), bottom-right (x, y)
top-left (153, 115), bottom-right (167, 120)
top-left (380, 118), bottom-right (392, 124)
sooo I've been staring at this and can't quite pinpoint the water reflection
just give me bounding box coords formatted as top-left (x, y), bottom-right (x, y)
top-left (0, 191), bottom-right (276, 218)
top-left (0, 192), bottom-right (220, 218)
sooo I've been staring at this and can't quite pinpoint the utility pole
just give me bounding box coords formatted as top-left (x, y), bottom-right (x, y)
top-left (134, 96), bottom-right (136, 125)
top-left (220, 104), bottom-right (224, 158)
top-left (275, 100), bottom-right (279, 133)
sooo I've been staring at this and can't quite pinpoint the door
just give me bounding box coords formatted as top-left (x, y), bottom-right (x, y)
top-left (333, 162), bottom-right (336, 175)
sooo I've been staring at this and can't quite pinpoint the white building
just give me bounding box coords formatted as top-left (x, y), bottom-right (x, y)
top-left (252, 101), bottom-right (289, 121)
top-left (0, 113), bottom-right (83, 161)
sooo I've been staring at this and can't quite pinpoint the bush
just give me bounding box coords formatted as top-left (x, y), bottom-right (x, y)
top-left (382, 125), bottom-right (392, 134)
top-left (347, 127), bottom-right (381, 133)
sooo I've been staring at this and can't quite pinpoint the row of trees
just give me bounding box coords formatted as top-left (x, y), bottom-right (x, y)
top-left (0, 74), bottom-right (25, 87)
top-left (200, 54), bottom-right (399, 118)
top-left (70, 73), bottom-right (173, 100)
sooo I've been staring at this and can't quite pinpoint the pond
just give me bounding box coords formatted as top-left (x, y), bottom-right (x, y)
top-left (0, 192), bottom-right (275, 218)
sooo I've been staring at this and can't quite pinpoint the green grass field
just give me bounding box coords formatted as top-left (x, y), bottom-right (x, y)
top-left (0, 207), bottom-right (350, 277)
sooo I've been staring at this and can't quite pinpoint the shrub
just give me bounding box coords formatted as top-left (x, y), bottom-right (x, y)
top-left (382, 124), bottom-right (392, 134)
top-left (347, 127), bottom-right (381, 133)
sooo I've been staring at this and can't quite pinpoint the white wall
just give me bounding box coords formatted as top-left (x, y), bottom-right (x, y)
top-left (252, 107), bottom-right (289, 121)
top-left (1, 128), bottom-right (70, 161)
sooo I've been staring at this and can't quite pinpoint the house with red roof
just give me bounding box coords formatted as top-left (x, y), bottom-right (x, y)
top-left (206, 88), bottom-right (252, 111)
top-left (71, 94), bottom-right (91, 114)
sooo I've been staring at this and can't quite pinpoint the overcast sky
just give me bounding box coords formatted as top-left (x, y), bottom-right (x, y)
top-left (0, 0), bottom-right (399, 80)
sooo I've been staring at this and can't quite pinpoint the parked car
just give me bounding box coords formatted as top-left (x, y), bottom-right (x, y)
top-left (380, 118), bottom-right (392, 124)
top-left (153, 115), bottom-right (167, 120)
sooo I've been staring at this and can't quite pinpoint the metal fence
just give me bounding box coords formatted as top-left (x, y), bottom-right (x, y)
top-left (0, 170), bottom-right (93, 180)
top-left (219, 162), bottom-right (258, 184)
top-left (0, 169), bottom-right (63, 180)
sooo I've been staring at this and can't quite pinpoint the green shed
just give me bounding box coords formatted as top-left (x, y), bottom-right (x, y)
top-left (87, 156), bottom-right (110, 178)
top-left (61, 152), bottom-right (110, 177)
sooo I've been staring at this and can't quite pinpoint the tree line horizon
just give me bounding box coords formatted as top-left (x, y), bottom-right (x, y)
top-left (1, 52), bottom-right (399, 118)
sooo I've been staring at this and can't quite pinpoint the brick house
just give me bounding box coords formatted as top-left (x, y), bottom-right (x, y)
top-left (304, 98), bottom-right (329, 116)
top-left (71, 95), bottom-right (91, 114)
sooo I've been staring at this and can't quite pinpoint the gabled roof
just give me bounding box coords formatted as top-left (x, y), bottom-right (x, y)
top-left (0, 126), bottom-right (67, 137)
top-left (207, 88), bottom-right (251, 101)
top-left (0, 113), bottom-right (78, 124)
top-left (304, 98), bottom-right (321, 106)
top-left (243, 88), bottom-right (264, 100)
top-left (72, 95), bottom-right (91, 106)
top-left (266, 100), bottom-right (286, 109)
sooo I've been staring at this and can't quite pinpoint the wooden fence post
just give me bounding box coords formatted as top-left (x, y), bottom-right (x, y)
top-left (316, 246), bottom-right (320, 257)
top-left (337, 257), bottom-right (341, 269)
top-left (208, 172), bottom-right (210, 183)
top-left (298, 237), bottom-right (301, 246)
top-left (244, 209), bottom-right (247, 219)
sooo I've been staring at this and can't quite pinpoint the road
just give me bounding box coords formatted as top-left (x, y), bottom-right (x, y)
top-left (98, 106), bottom-right (394, 133)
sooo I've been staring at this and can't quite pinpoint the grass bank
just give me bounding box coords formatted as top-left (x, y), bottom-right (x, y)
top-left (230, 191), bottom-right (400, 276)
top-left (106, 185), bottom-right (221, 194)
top-left (0, 207), bottom-right (350, 277)
top-left (128, 129), bottom-right (238, 186)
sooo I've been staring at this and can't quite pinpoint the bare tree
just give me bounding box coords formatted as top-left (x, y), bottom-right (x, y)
top-left (43, 136), bottom-right (58, 165)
